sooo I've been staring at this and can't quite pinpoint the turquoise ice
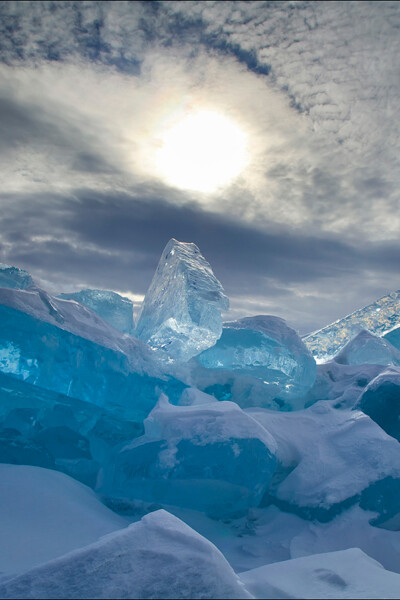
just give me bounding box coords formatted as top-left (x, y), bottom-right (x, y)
top-left (58, 289), bottom-right (135, 335)
top-left (135, 239), bottom-right (229, 361)
top-left (100, 395), bottom-right (277, 518)
top-left (196, 315), bottom-right (316, 410)
top-left (357, 367), bottom-right (400, 443)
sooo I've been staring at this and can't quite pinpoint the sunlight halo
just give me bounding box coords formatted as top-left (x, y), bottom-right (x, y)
top-left (155, 111), bottom-right (248, 193)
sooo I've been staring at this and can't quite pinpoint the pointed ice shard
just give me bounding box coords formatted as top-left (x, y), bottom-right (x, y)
top-left (303, 290), bottom-right (400, 362)
top-left (135, 239), bottom-right (229, 361)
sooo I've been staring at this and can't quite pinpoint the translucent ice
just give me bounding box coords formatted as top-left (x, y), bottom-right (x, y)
top-left (196, 316), bottom-right (316, 410)
top-left (0, 370), bottom-right (146, 486)
top-left (100, 395), bottom-right (277, 518)
top-left (58, 289), bottom-right (134, 335)
top-left (303, 290), bottom-right (400, 362)
top-left (135, 239), bottom-right (229, 361)
top-left (0, 263), bottom-right (35, 290)
top-left (0, 302), bottom-right (186, 421)
top-left (357, 367), bottom-right (400, 443)
top-left (0, 510), bottom-right (251, 600)
top-left (334, 330), bottom-right (400, 366)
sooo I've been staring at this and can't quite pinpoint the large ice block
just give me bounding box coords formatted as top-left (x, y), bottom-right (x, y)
top-left (0, 263), bottom-right (35, 290)
top-left (0, 303), bottom-right (186, 421)
top-left (196, 316), bottom-right (316, 410)
top-left (58, 289), bottom-right (134, 335)
top-left (357, 367), bottom-right (400, 443)
top-left (334, 330), bottom-right (400, 366)
top-left (0, 370), bottom-right (145, 486)
top-left (303, 290), bottom-right (400, 362)
top-left (100, 395), bottom-right (277, 518)
top-left (135, 239), bottom-right (229, 361)
top-left (249, 402), bottom-right (400, 526)
top-left (0, 510), bottom-right (250, 599)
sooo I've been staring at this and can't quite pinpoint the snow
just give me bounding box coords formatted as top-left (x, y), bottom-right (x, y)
top-left (0, 510), bottom-right (251, 599)
top-left (0, 464), bottom-right (127, 578)
top-left (240, 547), bottom-right (400, 599)
top-left (99, 396), bottom-right (277, 518)
top-left (247, 401), bottom-right (400, 516)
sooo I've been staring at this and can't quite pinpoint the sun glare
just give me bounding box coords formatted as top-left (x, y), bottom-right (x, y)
top-left (156, 111), bottom-right (248, 193)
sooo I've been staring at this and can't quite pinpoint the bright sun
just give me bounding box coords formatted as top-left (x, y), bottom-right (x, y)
top-left (156, 111), bottom-right (248, 193)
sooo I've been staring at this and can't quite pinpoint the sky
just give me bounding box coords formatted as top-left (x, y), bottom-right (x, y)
top-left (0, 0), bottom-right (399, 334)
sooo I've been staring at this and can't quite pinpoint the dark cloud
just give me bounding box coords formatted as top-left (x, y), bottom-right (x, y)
top-left (1, 188), bottom-right (399, 332)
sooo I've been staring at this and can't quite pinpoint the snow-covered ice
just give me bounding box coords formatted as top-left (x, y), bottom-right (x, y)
top-left (240, 547), bottom-right (400, 599)
top-left (100, 395), bottom-right (277, 518)
top-left (0, 510), bottom-right (250, 599)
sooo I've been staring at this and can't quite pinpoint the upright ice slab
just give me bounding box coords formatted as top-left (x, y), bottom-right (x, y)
top-left (303, 290), bottom-right (400, 362)
top-left (100, 395), bottom-right (277, 518)
top-left (58, 289), bottom-right (134, 335)
top-left (135, 239), bottom-right (229, 361)
top-left (196, 316), bottom-right (316, 410)
top-left (0, 263), bottom-right (35, 289)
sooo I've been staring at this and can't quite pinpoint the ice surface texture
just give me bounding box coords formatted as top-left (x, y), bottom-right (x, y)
top-left (0, 263), bottom-right (34, 290)
top-left (240, 547), bottom-right (400, 599)
top-left (303, 290), bottom-right (400, 362)
top-left (58, 289), bottom-right (134, 335)
top-left (135, 239), bottom-right (229, 361)
top-left (0, 510), bottom-right (251, 599)
top-left (196, 316), bottom-right (316, 410)
top-left (100, 395), bottom-right (277, 518)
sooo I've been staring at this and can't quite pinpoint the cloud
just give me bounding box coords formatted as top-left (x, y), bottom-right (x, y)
top-left (0, 1), bottom-right (399, 332)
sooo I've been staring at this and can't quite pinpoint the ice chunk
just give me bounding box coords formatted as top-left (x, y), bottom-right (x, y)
top-left (0, 510), bottom-right (251, 599)
top-left (303, 290), bottom-right (400, 362)
top-left (357, 367), bottom-right (400, 443)
top-left (196, 316), bottom-right (316, 410)
top-left (100, 396), bottom-right (277, 518)
top-left (0, 304), bottom-right (186, 421)
top-left (0, 370), bottom-right (147, 486)
top-left (0, 263), bottom-right (34, 290)
top-left (240, 548), bottom-right (400, 599)
top-left (303, 360), bottom-right (384, 410)
top-left (135, 239), bottom-right (229, 361)
top-left (248, 402), bottom-right (400, 524)
top-left (0, 464), bottom-right (127, 577)
top-left (334, 330), bottom-right (400, 366)
top-left (58, 289), bottom-right (134, 335)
